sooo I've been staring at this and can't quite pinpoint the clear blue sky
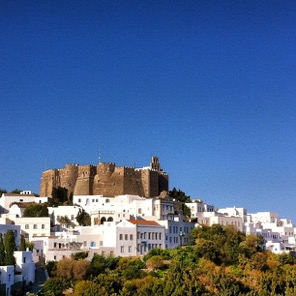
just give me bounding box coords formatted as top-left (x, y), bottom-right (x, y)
top-left (1, 1), bottom-right (296, 220)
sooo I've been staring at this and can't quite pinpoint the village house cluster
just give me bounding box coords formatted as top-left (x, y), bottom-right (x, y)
top-left (0, 157), bottom-right (295, 295)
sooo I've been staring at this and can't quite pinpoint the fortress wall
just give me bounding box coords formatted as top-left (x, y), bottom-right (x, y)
top-left (40, 169), bottom-right (60, 197)
top-left (59, 164), bottom-right (79, 196)
top-left (93, 164), bottom-right (121, 196)
top-left (149, 170), bottom-right (160, 197)
top-left (140, 170), bottom-right (151, 197)
top-left (40, 158), bottom-right (169, 198)
top-left (158, 174), bottom-right (169, 194)
top-left (74, 165), bottom-right (96, 195)
top-left (122, 167), bottom-right (145, 196)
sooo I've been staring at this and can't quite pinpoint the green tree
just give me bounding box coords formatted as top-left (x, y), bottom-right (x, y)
top-left (71, 252), bottom-right (88, 261)
top-left (93, 273), bottom-right (122, 295)
top-left (50, 187), bottom-right (69, 206)
top-left (11, 189), bottom-right (21, 194)
top-left (19, 234), bottom-right (26, 251)
top-left (42, 277), bottom-right (70, 296)
top-left (91, 254), bottom-right (119, 276)
top-left (25, 241), bottom-right (35, 251)
top-left (146, 255), bottom-right (165, 270)
top-left (45, 260), bottom-right (57, 277)
top-left (182, 203), bottom-right (191, 218)
top-left (169, 187), bottom-right (191, 203)
top-left (23, 204), bottom-right (49, 217)
top-left (116, 257), bottom-right (146, 280)
top-left (76, 209), bottom-right (91, 226)
top-left (4, 230), bottom-right (16, 265)
top-left (0, 233), bottom-right (6, 265)
top-left (73, 280), bottom-right (102, 296)
top-left (57, 216), bottom-right (75, 228)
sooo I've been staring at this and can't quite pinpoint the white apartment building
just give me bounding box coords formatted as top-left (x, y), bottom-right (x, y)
top-left (48, 205), bottom-right (82, 226)
top-left (158, 214), bottom-right (195, 248)
top-left (15, 217), bottom-right (51, 240)
top-left (186, 200), bottom-right (215, 223)
top-left (127, 219), bottom-right (166, 256)
top-left (201, 211), bottom-right (243, 231)
top-left (74, 194), bottom-right (155, 223)
top-left (245, 212), bottom-right (296, 254)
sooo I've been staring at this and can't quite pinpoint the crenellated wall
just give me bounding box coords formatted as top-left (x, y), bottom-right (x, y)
top-left (40, 157), bottom-right (168, 198)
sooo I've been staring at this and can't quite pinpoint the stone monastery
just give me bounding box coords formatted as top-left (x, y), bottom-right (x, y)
top-left (40, 156), bottom-right (168, 198)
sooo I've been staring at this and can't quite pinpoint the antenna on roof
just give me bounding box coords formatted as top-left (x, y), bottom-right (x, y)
top-left (98, 146), bottom-right (101, 164)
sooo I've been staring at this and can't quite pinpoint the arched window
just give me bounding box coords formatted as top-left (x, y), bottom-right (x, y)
top-left (101, 217), bottom-right (106, 224)
top-left (107, 217), bottom-right (113, 222)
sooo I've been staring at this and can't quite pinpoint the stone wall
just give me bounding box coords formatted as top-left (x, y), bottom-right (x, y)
top-left (40, 157), bottom-right (168, 198)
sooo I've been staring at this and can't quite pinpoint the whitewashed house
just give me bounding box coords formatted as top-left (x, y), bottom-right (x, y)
top-left (14, 251), bottom-right (35, 284)
top-left (0, 265), bottom-right (14, 296)
top-left (15, 217), bottom-right (51, 240)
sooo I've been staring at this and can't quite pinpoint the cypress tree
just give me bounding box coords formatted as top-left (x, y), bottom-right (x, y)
top-left (4, 230), bottom-right (16, 265)
top-left (19, 234), bottom-right (26, 251)
top-left (0, 233), bottom-right (6, 266)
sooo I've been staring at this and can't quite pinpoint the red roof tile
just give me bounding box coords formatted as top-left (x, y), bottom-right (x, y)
top-left (128, 219), bottom-right (160, 226)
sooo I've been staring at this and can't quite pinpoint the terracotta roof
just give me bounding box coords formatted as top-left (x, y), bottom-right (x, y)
top-left (128, 219), bottom-right (160, 226)
top-left (10, 202), bottom-right (37, 208)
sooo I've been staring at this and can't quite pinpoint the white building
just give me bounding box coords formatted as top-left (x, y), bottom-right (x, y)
top-left (0, 265), bottom-right (14, 296)
top-left (201, 211), bottom-right (243, 231)
top-left (14, 251), bottom-right (35, 284)
top-left (158, 214), bottom-right (195, 248)
top-left (0, 192), bottom-right (47, 214)
top-left (48, 205), bottom-right (82, 226)
top-left (15, 217), bottom-right (51, 240)
top-left (186, 200), bottom-right (215, 223)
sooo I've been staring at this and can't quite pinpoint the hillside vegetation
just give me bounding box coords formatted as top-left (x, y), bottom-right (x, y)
top-left (42, 225), bottom-right (296, 296)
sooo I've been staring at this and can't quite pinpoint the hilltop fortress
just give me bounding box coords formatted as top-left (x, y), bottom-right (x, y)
top-left (40, 156), bottom-right (168, 198)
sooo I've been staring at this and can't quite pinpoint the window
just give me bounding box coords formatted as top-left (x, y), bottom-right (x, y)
top-left (128, 246), bottom-right (132, 253)
top-left (83, 241), bottom-right (87, 247)
top-left (90, 242), bottom-right (96, 247)
top-left (159, 233), bottom-right (162, 240)
top-left (120, 246), bottom-right (124, 253)
top-left (130, 234), bottom-right (133, 240)
top-left (71, 215), bottom-right (74, 220)
top-left (119, 234), bottom-right (123, 240)
top-left (125, 234), bottom-right (128, 240)
top-left (41, 224), bottom-right (45, 229)
top-left (33, 224), bottom-right (37, 229)
top-left (25, 224), bottom-right (29, 229)
top-left (78, 199), bottom-right (81, 203)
